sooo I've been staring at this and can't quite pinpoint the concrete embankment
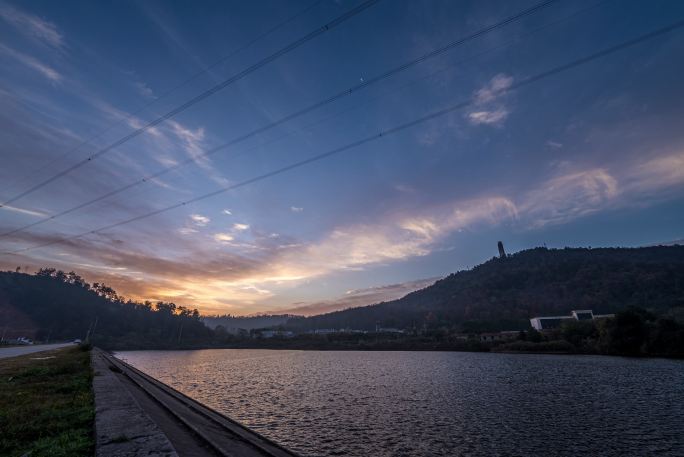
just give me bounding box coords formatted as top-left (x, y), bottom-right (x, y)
top-left (92, 349), bottom-right (178, 456)
top-left (92, 348), bottom-right (298, 457)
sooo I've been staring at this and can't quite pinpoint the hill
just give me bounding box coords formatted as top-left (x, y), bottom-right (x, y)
top-left (2, 245), bottom-right (683, 355)
top-left (0, 269), bottom-right (213, 349)
top-left (286, 246), bottom-right (684, 332)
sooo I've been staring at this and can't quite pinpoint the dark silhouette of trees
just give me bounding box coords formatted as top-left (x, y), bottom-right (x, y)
top-left (0, 269), bottom-right (212, 349)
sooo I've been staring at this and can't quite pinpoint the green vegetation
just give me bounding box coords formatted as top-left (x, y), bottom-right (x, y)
top-left (0, 346), bottom-right (94, 457)
top-left (499, 307), bottom-right (684, 357)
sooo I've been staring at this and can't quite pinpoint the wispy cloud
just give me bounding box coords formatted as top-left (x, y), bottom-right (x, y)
top-left (0, 204), bottom-right (49, 218)
top-left (3, 145), bottom-right (683, 315)
top-left (522, 169), bottom-right (618, 228)
top-left (290, 206), bottom-right (303, 213)
top-left (178, 227), bottom-right (199, 235)
top-left (133, 80), bottom-right (155, 99)
top-left (520, 150), bottom-right (684, 228)
top-left (0, 3), bottom-right (64, 49)
top-left (626, 151), bottom-right (684, 195)
top-left (280, 197), bottom-right (518, 275)
top-left (0, 44), bottom-right (62, 82)
top-left (166, 119), bottom-right (230, 186)
top-left (275, 277), bottom-right (441, 316)
top-left (474, 74), bottom-right (513, 104)
top-left (468, 108), bottom-right (509, 126)
top-left (467, 73), bottom-right (513, 127)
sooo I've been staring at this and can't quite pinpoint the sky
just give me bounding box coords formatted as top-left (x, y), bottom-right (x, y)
top-left (1, 0), bottom-right (683, 316)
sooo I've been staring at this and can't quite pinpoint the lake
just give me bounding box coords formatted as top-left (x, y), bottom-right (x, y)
top-left (116, 350), bottom-right (684, 456)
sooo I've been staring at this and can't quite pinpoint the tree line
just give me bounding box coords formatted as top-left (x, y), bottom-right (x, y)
top-left (1, 268), bottom-right (211, 349)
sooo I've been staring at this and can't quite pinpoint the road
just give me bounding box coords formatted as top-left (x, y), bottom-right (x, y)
top-left (0, 343), bottom-right (74, 359)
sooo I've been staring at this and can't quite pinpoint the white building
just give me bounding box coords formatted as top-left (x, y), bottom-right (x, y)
top-left (530, 309), bottom-right (615, 331)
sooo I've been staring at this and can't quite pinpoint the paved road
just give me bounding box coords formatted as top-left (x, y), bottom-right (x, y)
top-left (0, 343), bottom-right (74, 359)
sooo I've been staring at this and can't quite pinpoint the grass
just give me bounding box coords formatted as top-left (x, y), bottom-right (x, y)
top-left (0, 346), bottom-right (94, 457)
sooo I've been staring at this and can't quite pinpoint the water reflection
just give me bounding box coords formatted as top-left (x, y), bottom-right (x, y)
top-left (117, 350), bottom-right (684, 456)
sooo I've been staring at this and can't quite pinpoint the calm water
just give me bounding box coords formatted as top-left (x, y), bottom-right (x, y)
top-left (116, 350), bottom-right (684, 456)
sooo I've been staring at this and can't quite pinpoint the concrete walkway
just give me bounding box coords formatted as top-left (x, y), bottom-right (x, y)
top-left (0, 342), bottom-right (73, 359)
top-left (99, 349), bottom-right (297, 457)
top-left (92, 349), bottom-right (178, 457)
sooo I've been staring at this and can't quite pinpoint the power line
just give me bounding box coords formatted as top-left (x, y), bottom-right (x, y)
top-left (0, 0), bottom-right (560, 238)
top-left (5, 18), bottom-right (683, 256)
top-left (0, 0), bottom-right (381, 207)
top-left (0, 0), bottom-right (324, 196)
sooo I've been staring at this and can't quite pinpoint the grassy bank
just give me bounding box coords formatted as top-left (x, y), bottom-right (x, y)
top-left (0, 346), bottom-right (94, 457)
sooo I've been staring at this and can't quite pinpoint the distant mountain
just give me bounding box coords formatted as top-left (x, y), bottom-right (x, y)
top-left (286, 246), bottom-right (684, 333)
top-left (649, 239), bottom-right (684, 247)
top-left (202, 315), bottom-right (293, 331)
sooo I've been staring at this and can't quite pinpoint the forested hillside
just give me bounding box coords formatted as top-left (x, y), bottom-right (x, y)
top-left (2, 246), bottom-right (683, 352)
top-left (287, 246), bottom-right (684, 332)
top-left (0, 269), bottom-right (212, 349)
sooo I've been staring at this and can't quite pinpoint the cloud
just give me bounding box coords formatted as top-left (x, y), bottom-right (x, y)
top-left (3, 134), bottom-right (681, 316)
top-left (222, 209), bottom-right (232, 215)
top-left (290, 206), bottom-right (303, 213)
top-left (0, 204), bottom-right (48, 218)
top-left (467, 73), bottom-right (513, 127)
top-left (0, 193), bottom-right (519, 315)
top-left (626, 151), bottom-right (684, 195)
top-left (279, 197), bottom-right (518, 275)
top-left (190, 214), bottom-right (210, 226)
top-left (0, 44), bottom-right (62, 82)
top-left (546, 140), bottom-right (563, 149)
top-left (133, 80), bottom-right (155, 99)
top-left (92, 99), bottom-right (162, 137)
top-left (213, 232), bottom-right (234, 243)
top-left (0, 3), bottom-right (64, 48)
top-left (468, 108), bottom-right (509, 126)
top-left (0, 228), bottom-right (272, 310)
top-left (166, 119), bottom-right (230, 186)
top-left (519, 150), bottom-right (684, 228)
top-left (178, 227), bottom-right (198, 235)
top-left (474, 74), bottom-right (513, 104)
top-left (275, 277), bottom-right (441, 316)
top-left (521, 169), bottom-right (618, 228)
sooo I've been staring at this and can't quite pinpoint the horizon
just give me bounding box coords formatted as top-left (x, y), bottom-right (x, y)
top-left (2, 0), bottom-right (684, 315)
top-left (5, 241), bottom-right (682, 318)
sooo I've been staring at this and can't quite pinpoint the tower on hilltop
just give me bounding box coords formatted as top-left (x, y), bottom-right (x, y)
top-left (497, 241), bottom-right (506, 258)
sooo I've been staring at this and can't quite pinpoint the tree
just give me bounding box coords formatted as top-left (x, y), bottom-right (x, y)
top-left (600, 308), bottom-right (649, 355)
top-left (561, 320), bottom-right (596, 349)
top-left (527, 328), bottom-right (542, 343)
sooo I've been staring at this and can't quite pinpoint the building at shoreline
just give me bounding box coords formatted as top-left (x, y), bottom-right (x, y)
top-left (530, 309), bottom-right (615, 331)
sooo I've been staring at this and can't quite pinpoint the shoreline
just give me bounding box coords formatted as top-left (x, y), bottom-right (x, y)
top-left (94, 348), bottom-right (299, 456)
top-left (109, 344), bottom-right (684, 360)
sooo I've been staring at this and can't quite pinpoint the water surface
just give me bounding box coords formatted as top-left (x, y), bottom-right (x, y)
top-left (117, 350), bottom-right (684, 456)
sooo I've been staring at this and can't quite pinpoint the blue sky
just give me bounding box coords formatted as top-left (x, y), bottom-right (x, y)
top-left (1, 0), bottom-right (683, 315)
